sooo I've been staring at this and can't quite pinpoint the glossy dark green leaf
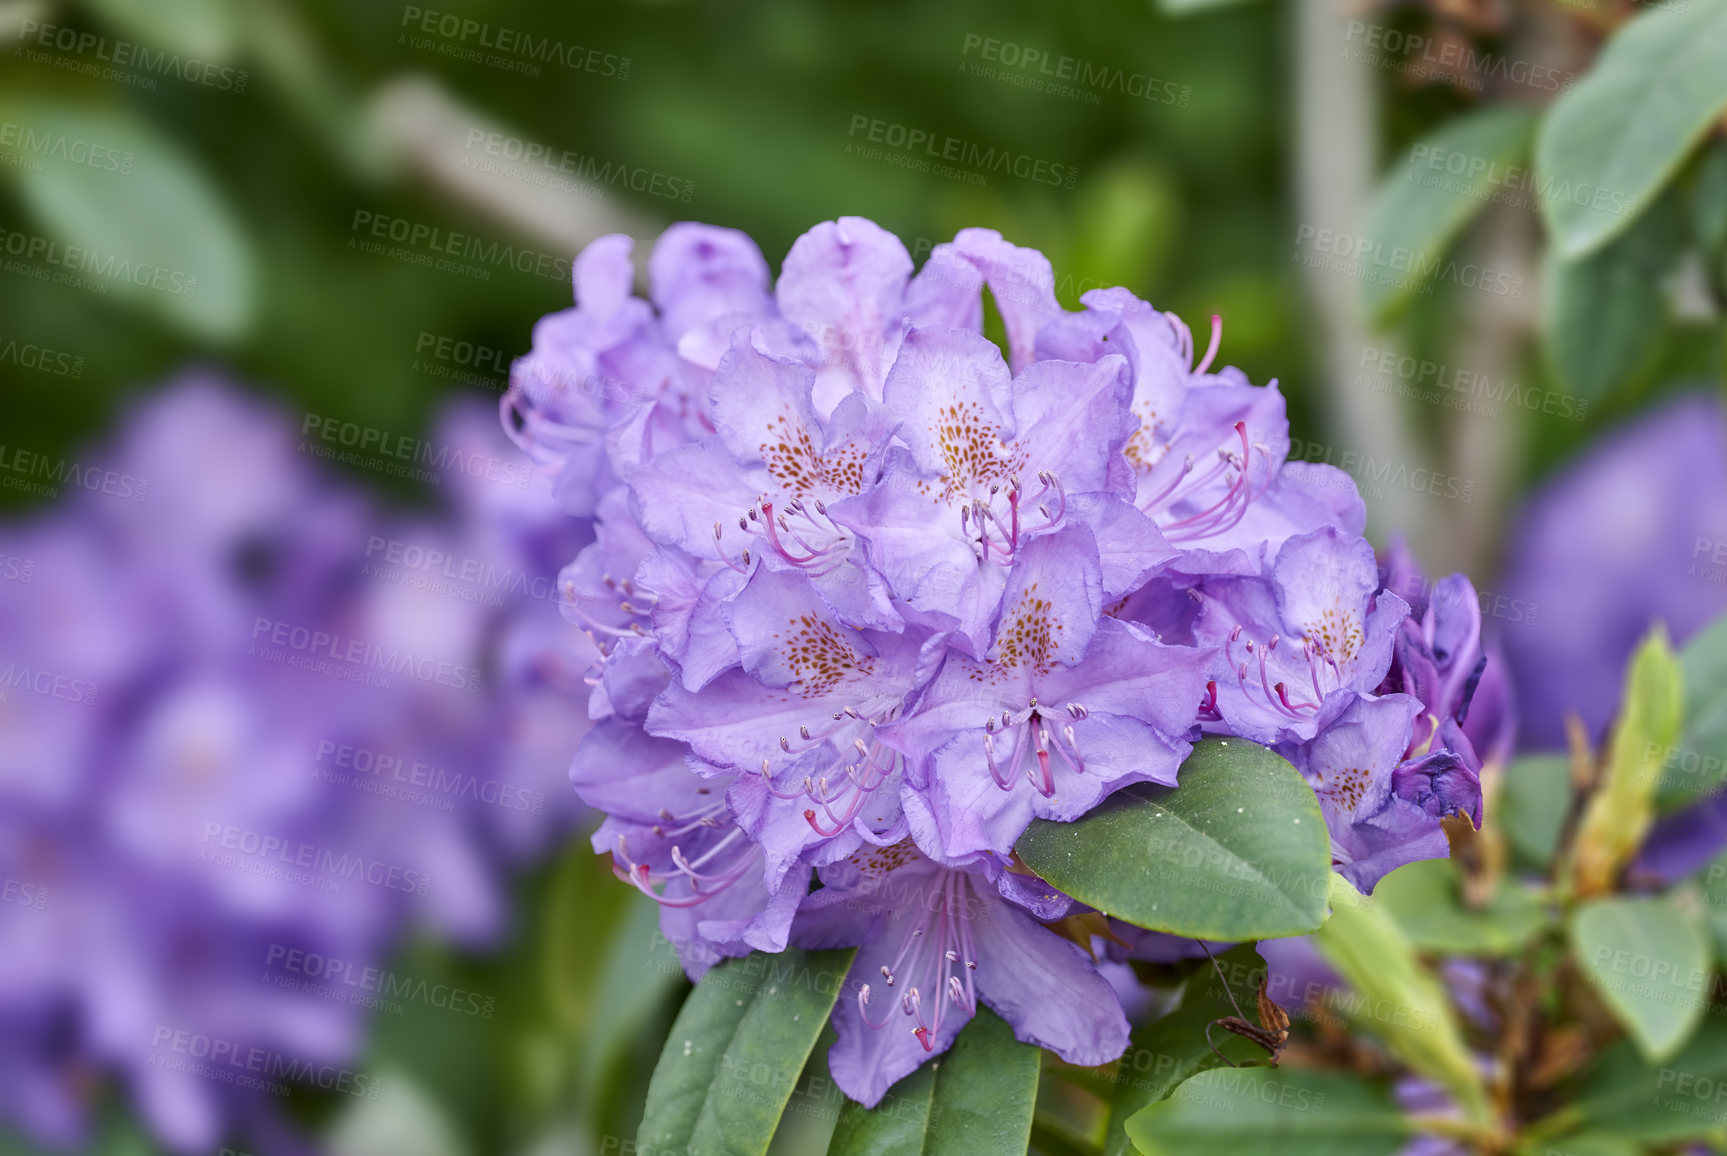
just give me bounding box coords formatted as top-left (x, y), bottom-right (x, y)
top-left (1540, 195), bottom-right (1681, 403)
top-left (1570, 896), bottom-right (1711, 1062)
top-left (826, 1006), bottom-right (1039, 1156)
top-left (1124, 1067), bottom-right (1407, 1156)
top-left (1102, 945), bottom-right (1267, 1156)
top-left (638, 947), bottom-right (855, 1156)
top-left (1373, 858), bottom-right (1549, 954)
top-left (1536, 0), bottom-right (1727, 257)
top-left (1016, 739), bottom-right (1330, 940)
top-left (1359, 104), bottom-right (1537, 324)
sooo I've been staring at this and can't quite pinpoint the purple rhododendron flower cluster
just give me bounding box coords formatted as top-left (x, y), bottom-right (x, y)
top-left (514, 217), bottom-right (1493, 1105)
top-left (0, 379), bottom-right (592, 1153)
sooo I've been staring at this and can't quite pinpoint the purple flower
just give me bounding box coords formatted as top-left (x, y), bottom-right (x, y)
top-left (792, 845), bottom-right (1127, 1107)
top-left (505, 226), bottom-right (778, 517)
top-left (526, 215), bottom-right (1435, 1100)
top-left (832, 326), bottom-right (1141, 650)
top-left (0, 377), bottom-right (588, 1151)
top-left (885, 527), bottom-right (1210, 861)
top-left (1037, 290), bottom-right (1364, 576)
top-left (1278, 693), bottom-right (1481, 893)
top-left (647, 565), bottom-right (936, 882)
top-left (1189, 527), bottom-right (1409, 746)
top-left (1378, 539), bottom-right (1515, 772)
top-left (1496, 393), bottom-right (1727, 749)
top-left (572, 720), bottom-right (807, 978)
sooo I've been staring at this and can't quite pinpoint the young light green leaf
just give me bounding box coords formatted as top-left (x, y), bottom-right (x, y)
top-left (1124, 1067), bottom-right (1408, 1156)
top-left (1311, 874), bottom-right (1491, 1127)
top-left (1373, 858), bottom-right (1550, 955)
top-left (827, 1006), bottom-right (1039, 1156)
top-left (1359, 104), bottom-right (1537, 324)
top-left (637, 947), bottom-right (855, 1156)
top-left (1570, 896), bottom-right (1712, 1062)
top-left (1015, 739), bottom-right (1331, 940)
top-left (1535, 0), bottom-right (1727, 258)
top-left (1539, 195), bottom-right (1681, 405)
top-left (1572, 625), bottom-right (1685, 894)
top-left (0, 98), bottom-right (256, 342)
top-left (1101, 945), bottom-right (1269, 1156)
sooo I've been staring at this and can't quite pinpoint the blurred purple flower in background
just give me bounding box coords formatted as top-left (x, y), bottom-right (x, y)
top-left (1497, 393), bottom-right (1727, 750)
top-left (0, 377), bottom-right (592, 1152)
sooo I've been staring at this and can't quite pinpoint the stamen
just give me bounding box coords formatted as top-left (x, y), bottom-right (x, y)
top-left (1194, 314), bottom-right (1223, 375)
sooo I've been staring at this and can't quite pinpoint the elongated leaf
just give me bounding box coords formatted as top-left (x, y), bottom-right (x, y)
top-left (1373, 858), bottom-right (1549, 955)
top-left (1571, 896), bottom-right (1711, 1062)
top-left (1311, 875), bottom-right (1491, 1126)
top-left (1536, 0), bottom-right (1727, 257)
top-left (1102, 946), bottom-right (1266, 1156)
top-left (1572, 626), bottom-right (1685, 894)
top-left (1360, 105), bottom-right (1537, 323)
top-left (0, 98), bottom-right (255, 341)
top-left (1540, 195), bottom-right (1681, 405)
top-left (638, 947), bottom-right (855, 1156)
top-left (1124, 1067), bottom-right (1407, 1156)
top-left (827, 1006), bottom-right (1039, 1156)
top-left (1016, 739), bottom-right (1330, 940)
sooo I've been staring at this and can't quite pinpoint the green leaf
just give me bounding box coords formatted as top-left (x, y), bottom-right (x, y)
top-left (1540, 195), bottom-right (1682, 404)
top-left (575, 891), bottom-right (686, 1106)
top-left (1500, 754), bottom-right (1572, 870)
top-left (1535, 0), bottom-right (1727, 258)
top-left (1570, 896), bottom-right (1712, 1062)
top-left (1572, 626), bottom-right (1686, 893)
top-left (1102, 946), bottom-right (1268, 1156)
top-left (827, 1006), bottom-right (1040, 1156)
top-left (1124, 1067), bottom-right (1407, 1156)
top-left (638, 947), bottom-right (855, 1156)
top-left (1514, 1134), bottom-right (1642, 1156)
top-left (1373, 858), bottom-right (1549, 955)
top-left (1658, 610), bottom-right (1727, 808)
top-left (1156, 0), bottom-right (1261, 15)
top-left (0, 98), bottom-right (255, 342)
top-left (80, 0), bottom-right (239, 59)
top-left (1015, 738), bottom-right (1330, 940)
top-left (1311, 875), bottom-right (1491, 1126)
top-left (1359, 105), bottom-right (1537, 324)
top-left (1692, 140), bottom-right (1727, 258)
top-left (1693, 850), bottom-right (1727, 957)
top-left (1553, 1016), bottom-right (1727, 1140)
top-left (327, 1069), bottom-right (471, 1156)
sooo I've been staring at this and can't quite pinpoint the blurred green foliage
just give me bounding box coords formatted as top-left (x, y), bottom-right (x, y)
top-left (0, 0), bottom-right (1311, 513)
